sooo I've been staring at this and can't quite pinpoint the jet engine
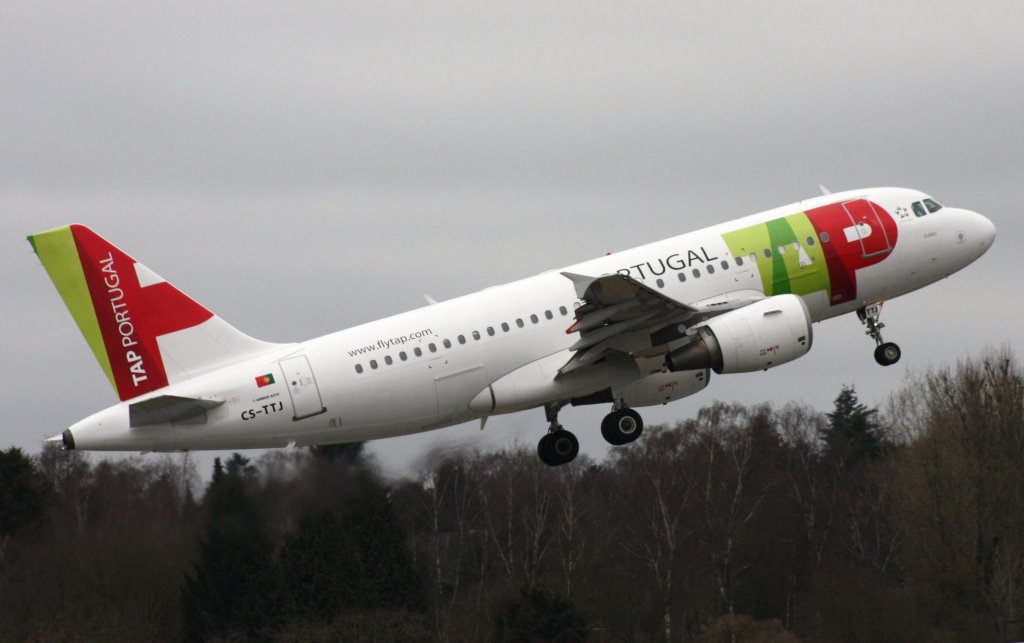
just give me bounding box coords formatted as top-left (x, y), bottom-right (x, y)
top-left (665, 294), bottom-right (812, 374)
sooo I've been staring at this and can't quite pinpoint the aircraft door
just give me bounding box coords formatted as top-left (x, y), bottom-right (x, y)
top-left (842, 200), bottom-right (893, 258)
top-left (279, 355), bottom-right (327, 421)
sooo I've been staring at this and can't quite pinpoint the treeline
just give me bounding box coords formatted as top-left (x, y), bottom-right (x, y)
top-left (1, 352), bottom-right (1022, 642)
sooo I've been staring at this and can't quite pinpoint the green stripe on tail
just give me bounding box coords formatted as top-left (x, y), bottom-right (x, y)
top-left (28, 226), bottom-right (117, 391)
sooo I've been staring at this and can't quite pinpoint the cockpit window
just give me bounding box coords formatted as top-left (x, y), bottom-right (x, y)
top-left (912, 201), bottom-right (927, 218)
top-left (923, 198), bottom-right (943, 213)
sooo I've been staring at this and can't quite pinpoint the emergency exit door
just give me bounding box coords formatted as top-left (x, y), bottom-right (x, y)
top-left (279, 355), bottom-right (327, 421)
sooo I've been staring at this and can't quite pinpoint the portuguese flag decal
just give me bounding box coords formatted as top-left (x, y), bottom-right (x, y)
top-left (255, 373), bottom-right (275, 388)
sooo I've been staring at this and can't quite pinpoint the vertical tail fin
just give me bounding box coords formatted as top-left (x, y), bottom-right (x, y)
top-left (29, 224), bottom-right (282, 401)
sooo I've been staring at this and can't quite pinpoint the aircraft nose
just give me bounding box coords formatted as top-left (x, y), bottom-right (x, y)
top-left (975, 211), bottom-right (996, 249)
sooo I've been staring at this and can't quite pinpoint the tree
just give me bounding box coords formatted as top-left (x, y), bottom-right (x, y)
top-left (888, 352), bottom-right (1024, 640)
top-left (182, 458), bottom-right (283, 640)
top-left (822, 386), bottom-right (884, 464)
top-left (342, 485), bottom-right (426, 611)
top-left (494, 586), bottom-right (585, 642)
top-left (279, 508), bottom-right (358, 621)
top-left (0, 448), bottom-right (49, 563)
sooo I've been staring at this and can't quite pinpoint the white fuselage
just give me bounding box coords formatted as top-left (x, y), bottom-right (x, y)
top-left (67, 187), bottom-right (995, 451)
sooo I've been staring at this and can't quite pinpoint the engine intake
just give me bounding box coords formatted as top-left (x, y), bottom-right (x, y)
top-left (666, 294), bottom-right (812, 374)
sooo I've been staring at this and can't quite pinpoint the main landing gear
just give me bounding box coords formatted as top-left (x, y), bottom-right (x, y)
top-left (537, 403), bottom-right (579, 467)
top-left (537, 402), bottom-right (645, 467)
top-left (858, 303), bottom-right (901, 367)
top-left (601, 406), bottom-right (644, 446)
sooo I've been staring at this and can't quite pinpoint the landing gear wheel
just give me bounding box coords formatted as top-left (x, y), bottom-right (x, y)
top-left (874, 342), bottom-right (901, 366)
top-left (601, 408), bottom-right (644, 446)
top-left (537, 434), bottom-right (557, 466)
top-left (859, 303), bottom-right (902, 367)
top-left (538, 430), bottom-right (579, 467)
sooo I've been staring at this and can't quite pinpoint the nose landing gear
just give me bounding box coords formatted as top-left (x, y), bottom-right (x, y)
top-left (858, 303), bottom-right (901, 366)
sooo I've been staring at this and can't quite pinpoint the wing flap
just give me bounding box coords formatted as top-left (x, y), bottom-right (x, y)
top-left (559, 272), bottom-right (702, 373)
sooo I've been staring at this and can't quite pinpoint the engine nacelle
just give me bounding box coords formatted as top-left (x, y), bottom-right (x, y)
top-left (665, 294), bottom-right (812, 374)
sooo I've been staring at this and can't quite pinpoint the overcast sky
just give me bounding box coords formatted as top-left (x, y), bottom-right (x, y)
top-left (3, 1), bottom-right (1020, 479)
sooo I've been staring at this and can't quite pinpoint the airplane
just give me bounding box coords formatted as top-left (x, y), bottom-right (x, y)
top-left (29, 187), bottom-right (995, 466)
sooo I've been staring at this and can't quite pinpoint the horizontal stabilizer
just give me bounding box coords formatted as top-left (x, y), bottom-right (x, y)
top-left (129, 395), bottom-right (224, 428)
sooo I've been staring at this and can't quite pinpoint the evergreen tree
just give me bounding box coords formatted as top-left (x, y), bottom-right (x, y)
top-left (279, 508), bottom-right (360, 621)
top-left (312, 441), bottom-right (368, 466)
top-left (494, 586), bottom-right (586, 642)
top-left (0, 448), bottom-right (50, 562)
top-left (822, 385), bottom-right (883, 463)
top-left (224, 452), bottom-right (256, 477)
top-left (343, 486), bottom-right (426, 611)
top-left (182, 458), bottom-right (282, 640)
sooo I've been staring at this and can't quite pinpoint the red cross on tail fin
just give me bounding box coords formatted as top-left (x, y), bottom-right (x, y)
top-left (28, 224), bottom-right (282, 401)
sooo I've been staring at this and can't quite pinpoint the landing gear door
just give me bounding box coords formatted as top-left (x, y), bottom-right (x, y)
top-left (279, 355), bottom-right (327, 421)
top-left (842, 199), bottom-right (893, 258)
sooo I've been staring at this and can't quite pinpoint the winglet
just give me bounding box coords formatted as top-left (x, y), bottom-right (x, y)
top-left (818, 184), bottom-right (832, 196)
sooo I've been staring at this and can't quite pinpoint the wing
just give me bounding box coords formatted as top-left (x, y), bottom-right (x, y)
top-left (559, 271), bottom-right (763, 374)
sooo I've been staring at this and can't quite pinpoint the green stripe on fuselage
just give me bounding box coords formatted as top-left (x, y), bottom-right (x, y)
top-left (28, 226), bottom-right (116, 392)
top-left (721, 212), bottom-right (828, 298)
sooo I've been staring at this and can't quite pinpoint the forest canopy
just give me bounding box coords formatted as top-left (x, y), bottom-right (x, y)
top-left (1, 351), bottom-right (1021, 642)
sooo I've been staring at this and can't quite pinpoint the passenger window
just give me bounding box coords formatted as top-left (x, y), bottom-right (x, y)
top-left (429, 343), bottom-right (437, 353)
top-left (545, 310), bottom-right (553, 320)
top-left (443, 339), bottom-right (451, 349)
top-left (792, 242), bottom-right (800, 251)
top-left (355, 364), bottom-right (363, 374)
top-left (502, 322), bottom-right (510, 332)
top-left (735, 256), bottom-right (744, 267)
top-left (486, 327), bottom-right (495, 336)
top-left (414, 347), bottom-right (422, 357)
top-left (559, 306), bottom-right (568, 316)
top-left (678, 272), bottom-right (687, 282)
top-left (656, 278), bottom-right (665, 288)
top-left (399, 351), bottom-right (407, 361)
top-left (692, 268), bottom-right (701, 278)
top-left (473, 330), bottom-right (481, 340)
top-left (763, 248), bottom-right (772, 258)
top-left (923, 198), bottom-right (943, 213)
top-left (749, 252), bottom-right (758, 262)
top-left (806, 236), bottom-right (816, 246)
top-left (720, 260), bottom-right (729, 270)
top-left (912, 201), bottom-right (927, 218)
top-left (457, 335), bottom-right (466, 345)
top-left (706, 265), bottom-right (715, 274)
top-left (777, 245), bottom-right (786, 255)
top-left (530, 314), bottom-right (539, 324)
top-left (516, 318), bottom-right (524, 328)
top-left (384, 355), bottom-right (393, 366)
top-left (819, 232), bottom-right (829, 243)
top-left (370, 359), bottom-right (378, 370)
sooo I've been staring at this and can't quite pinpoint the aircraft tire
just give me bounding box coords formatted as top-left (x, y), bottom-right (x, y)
top-left (537, 434), bottom-right (556, 466)
top-left (874, 342), bottom-right (901, 366)
top-left (601, 409), bottom-right (644, 446)
top-left (538, 430), bottom-right (579, 466)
